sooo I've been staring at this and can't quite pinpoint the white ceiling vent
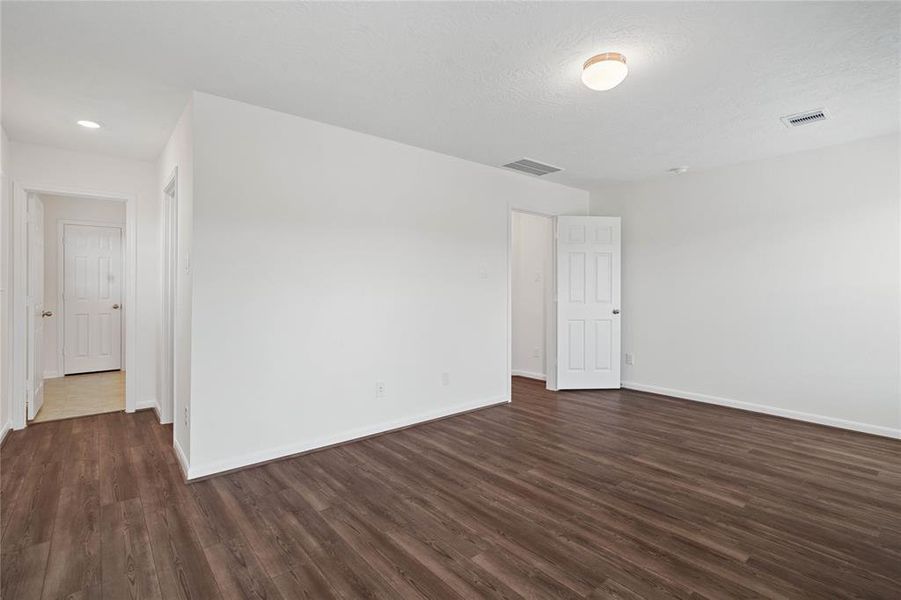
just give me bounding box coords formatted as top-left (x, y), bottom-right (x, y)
top-left (502, 158), bottom-right (562, 176)
top-left (781, 108), bottom-right (829, 128)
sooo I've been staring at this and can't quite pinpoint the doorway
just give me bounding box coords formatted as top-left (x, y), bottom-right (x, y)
top-left (510, 210), bottom-right (555, 390)
top-left (11, 184), bottom-right (135, 428)
top-left (30, 193), bottom-right (126, 422)
top-left (509, 212), bottom-right (623, 395)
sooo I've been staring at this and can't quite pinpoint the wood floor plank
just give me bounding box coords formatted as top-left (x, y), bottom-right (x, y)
top-left (2, 461), bottom-right (63, 555)
top-left (322, 503), bottom-right (462, 600)
top-left (203, 535), bottom-right (285, 600)
top-left (270, 563), bottom-right (340, 600)
top-left (98, 413), bottom-right (140, 506)
top-left (385, 527), bottom-right (525, 600)
top-left (142, 503), bottom-right (222, 600)
top-left (588, 579), bottom-right (646, 600)
top-left (41, 481), bottom-right (102, 599)
top-left (1, 378), bottom-right (899, 599)
top-left (0, 541), bottom-right (50, 600)
top-left (100, 498), bottom-right (163, 600)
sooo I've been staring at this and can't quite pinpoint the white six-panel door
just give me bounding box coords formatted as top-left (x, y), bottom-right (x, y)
top-left (64, 224), bottom-right (123, 374)
top-left (26, 194), bottom-right (45, 419)
top-left (556, 216), bottom-right (621, 389)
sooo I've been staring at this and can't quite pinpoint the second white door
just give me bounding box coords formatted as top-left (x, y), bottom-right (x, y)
top-left (63, 224), bottom-right (123, 374)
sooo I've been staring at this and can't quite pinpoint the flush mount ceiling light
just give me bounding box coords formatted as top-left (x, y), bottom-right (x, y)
top-left (581, 52), bottom-right (628, 91)
top-left (668, 166), bottom-right (689, 175)
top-left (77, 120), bottom-right (101, 129)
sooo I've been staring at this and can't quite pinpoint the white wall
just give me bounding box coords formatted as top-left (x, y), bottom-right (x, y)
top-left (0, 127), bottom-right (11, 440)
top-left (512, 211), bottom-right (552, 380)
top-left (591, 134), bottom-right (901, 437)
top-left (155, 100), bottom-right (193, 466)
top-left (39, 194), bottom-right (126, 378)
top-left (186, 92), bottom-right (587, 477)
top-left (10, 141), bottom-right (160, 414)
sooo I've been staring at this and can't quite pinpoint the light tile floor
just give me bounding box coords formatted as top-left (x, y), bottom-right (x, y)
top-left (32, 371), bottom-right (125, 423)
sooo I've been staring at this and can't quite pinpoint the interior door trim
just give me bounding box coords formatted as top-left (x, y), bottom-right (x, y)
top-left (10, 181), bottom-right (138, 431)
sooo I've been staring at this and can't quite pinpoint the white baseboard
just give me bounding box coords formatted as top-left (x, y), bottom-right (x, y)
top-left (186, 395), bottom-right (510, 480)
top-left (622, 381), bottom-right (901, 440)
top-left (43, 370), bottom-right (61, 379)
top-left (153, 404), bottom-right (172, 424)
top-left (136, 397), bottom-right (172, 424)
top-left (173, 437), bottom-right (190, 481)
top-left (512, 369), bottom-right (546, 381)
top-left (134, 399), bottom-right (172, 424)
top-left (135, 399), bottom-right (158, 411)
top-left (0, 420), bottom-right (12, 445)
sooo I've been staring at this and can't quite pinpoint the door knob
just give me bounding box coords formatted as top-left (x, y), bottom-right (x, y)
top-left (112, 304), bottom-right (120, 310)
top-left (42, 310), bottom-right (53, 318)
top-left (612, 309), bottom-right (620, 315)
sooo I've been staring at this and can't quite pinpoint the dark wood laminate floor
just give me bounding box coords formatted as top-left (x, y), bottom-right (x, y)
top-left (2, 377), bottom-right (900, 599)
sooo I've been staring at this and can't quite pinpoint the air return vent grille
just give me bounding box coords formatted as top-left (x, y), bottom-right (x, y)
top-left (502, 158), bottom-right (562, 176)
top-left (781, 108), bottom-right (829, 128)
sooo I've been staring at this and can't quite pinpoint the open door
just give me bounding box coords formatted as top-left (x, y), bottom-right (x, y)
top-left (556, 216), bottom-right (621, 389)
top-left (26, 193), bottom-right (45, 419)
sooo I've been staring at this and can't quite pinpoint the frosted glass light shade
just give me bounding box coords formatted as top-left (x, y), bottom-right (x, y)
top-left (581, 53), bottom-right (628, 91)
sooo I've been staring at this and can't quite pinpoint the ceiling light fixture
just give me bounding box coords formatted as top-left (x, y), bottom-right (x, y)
top-left (668, 167), bottom-right (689, 175)
top-left (77, 120), bottom-right (101, 129)
top-left (581, 52), bottom-right (628, 91)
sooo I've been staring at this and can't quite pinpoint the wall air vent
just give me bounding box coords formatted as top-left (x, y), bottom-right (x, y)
top-left (502, 158), bottom-right (562, 176)
top-left (781, 108), bottom-right (829, 128)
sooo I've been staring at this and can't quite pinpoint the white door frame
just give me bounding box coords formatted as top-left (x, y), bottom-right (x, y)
top-left (159, 168), bottom-right (177, 425)
top-left (507, 206), bottom-right (558, 399)
top-left (11, 182), bottom-right (137, 429)
top-left (56, 219), bottom-right (126, 378)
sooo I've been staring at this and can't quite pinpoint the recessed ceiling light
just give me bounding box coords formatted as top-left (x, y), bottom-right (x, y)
top-left (581, 52), bottom-right (628, 91)
top-left (668, 167), bottom-right (689, 175)
top-left (77, 120), bottom-right (101, 129)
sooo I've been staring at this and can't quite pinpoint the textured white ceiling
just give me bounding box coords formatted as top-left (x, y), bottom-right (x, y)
top-left (3, 2), bottom-right (899, 187)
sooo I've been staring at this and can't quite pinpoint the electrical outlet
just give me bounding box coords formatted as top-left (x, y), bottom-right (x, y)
top-left (375, 381), bottom-right (386, 398)
top-left (624, 353), bottom-right (634, 366)
top-left (184, 406), bottom-right (189, 427)
top-left (441, 372), bottom-right (450, 386)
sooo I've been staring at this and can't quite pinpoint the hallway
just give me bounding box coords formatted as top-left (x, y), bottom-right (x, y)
top-left (32, 371), bottom-right (124, 423)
